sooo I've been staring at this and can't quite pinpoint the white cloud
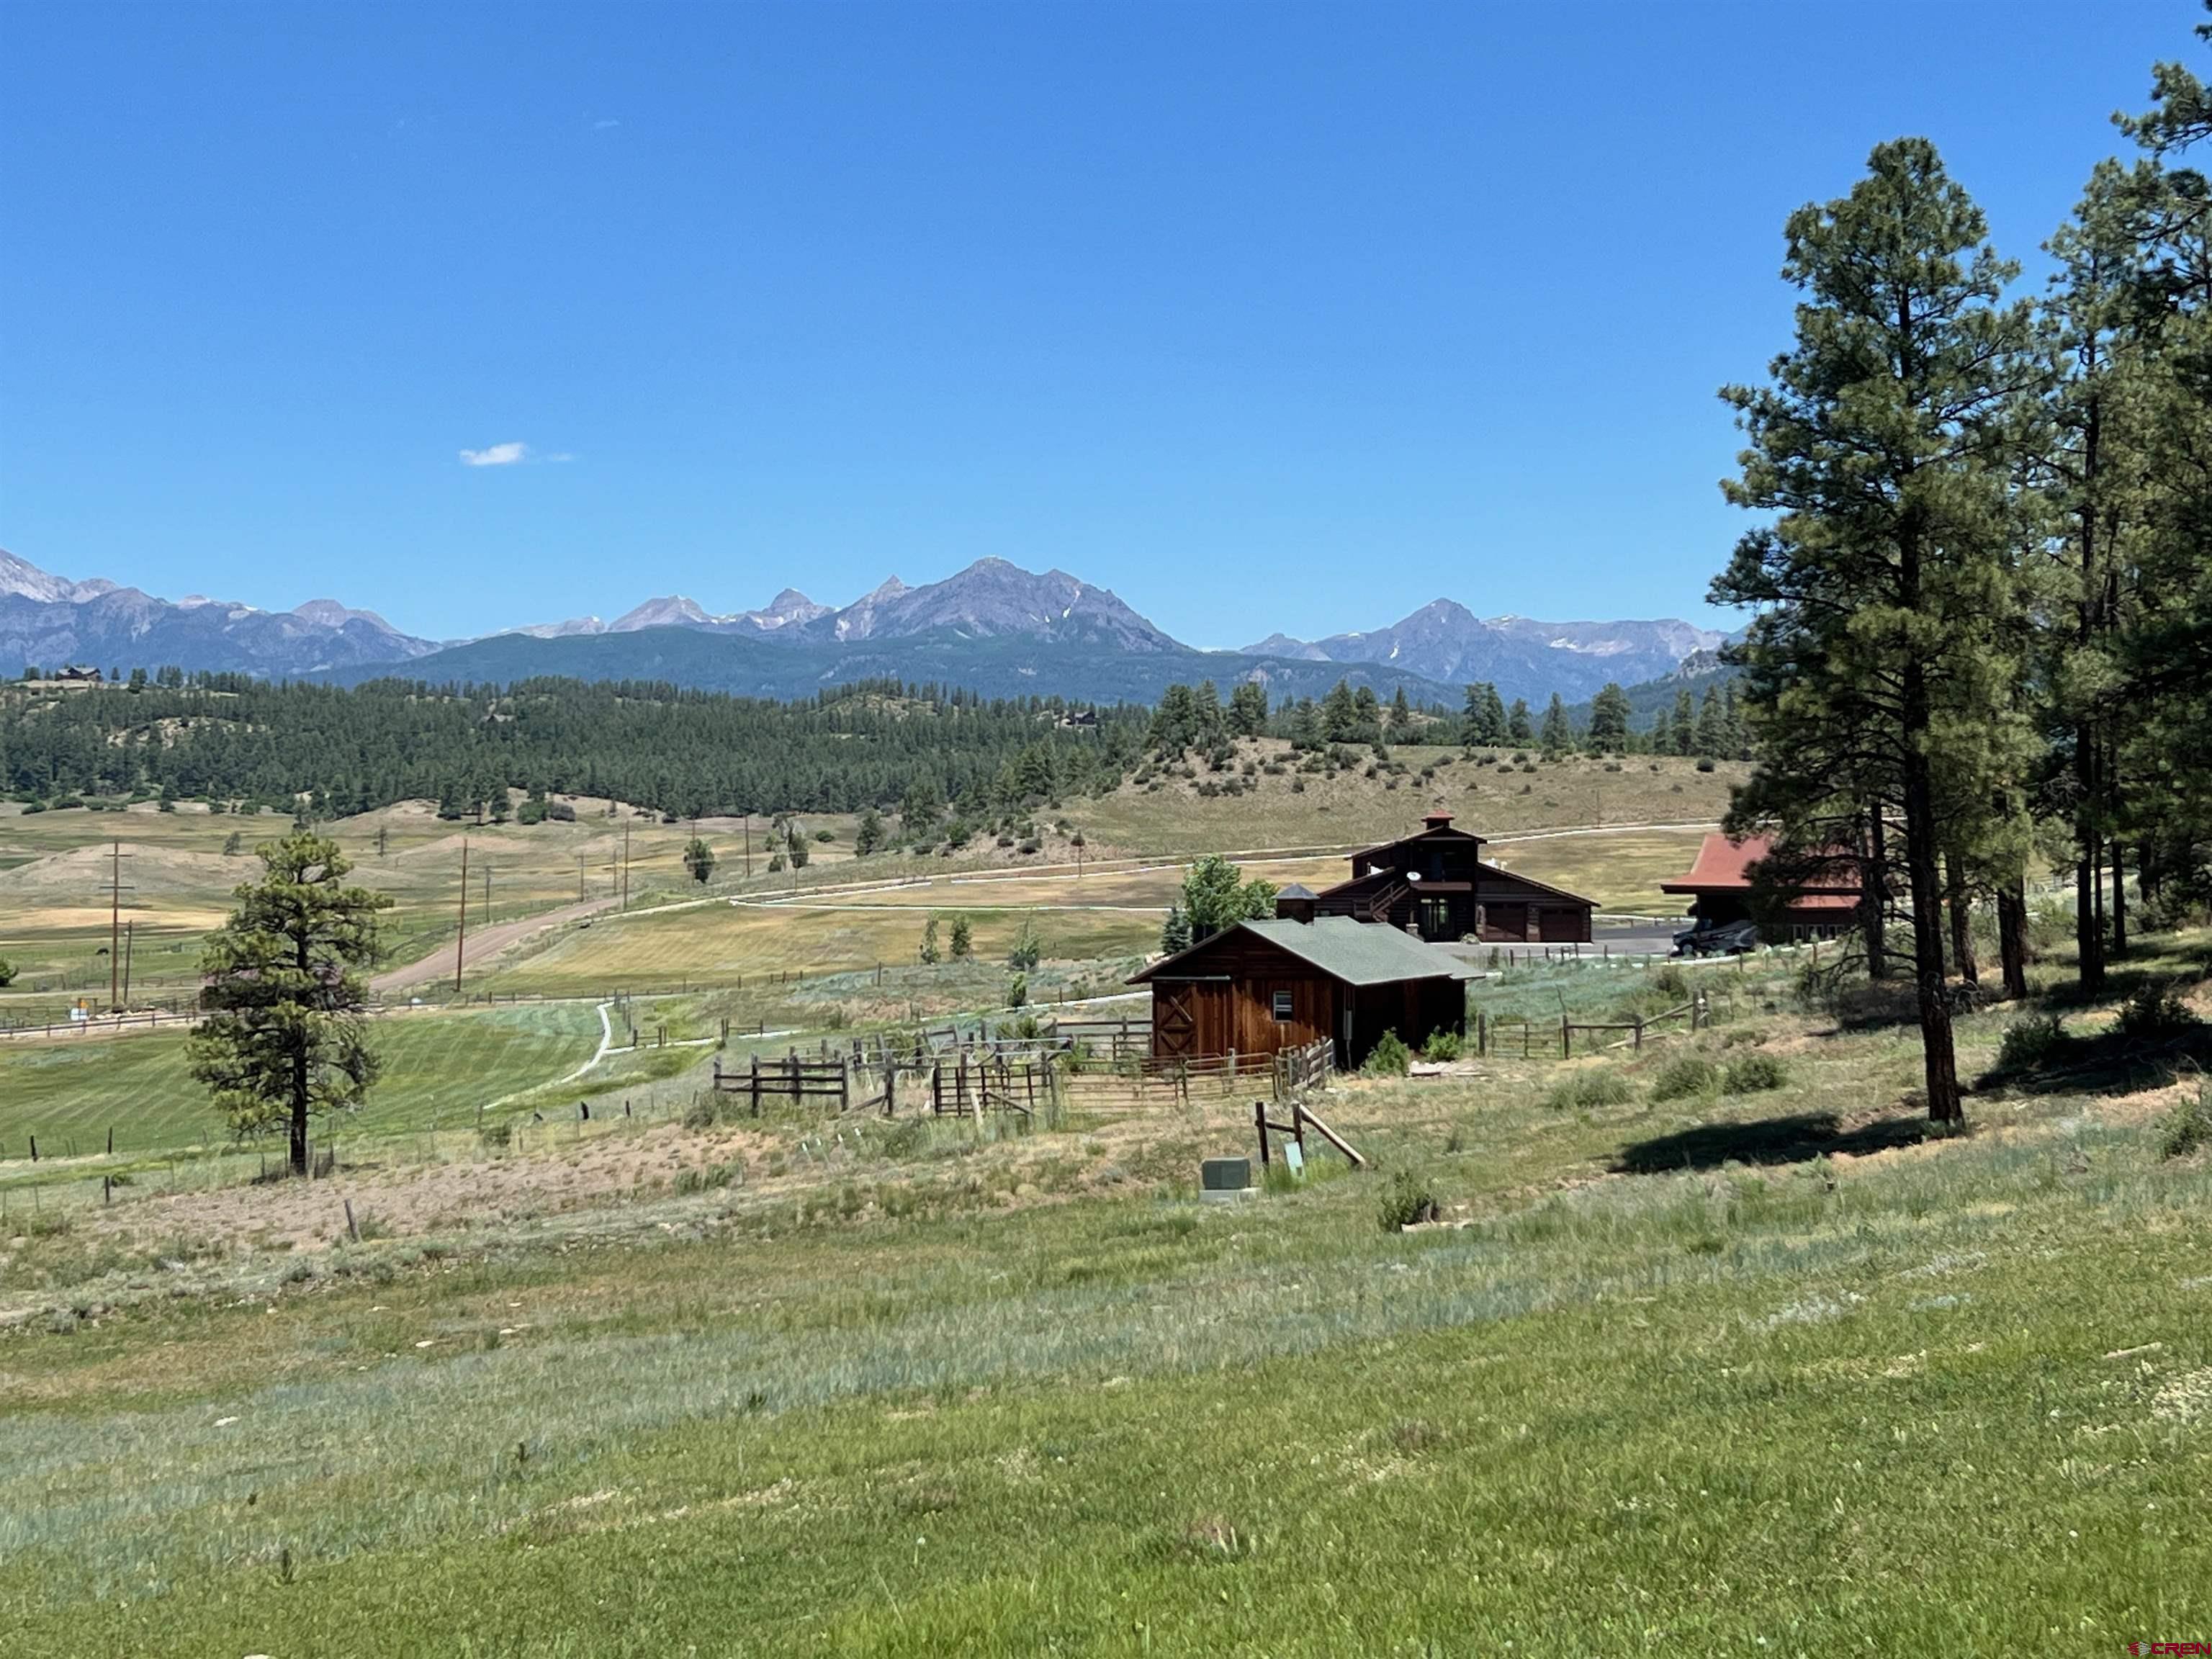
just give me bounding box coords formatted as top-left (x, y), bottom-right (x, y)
top-left (594, 118), bottom-right (621, 130)
top-left (459, 441), bottom-right (529, 467)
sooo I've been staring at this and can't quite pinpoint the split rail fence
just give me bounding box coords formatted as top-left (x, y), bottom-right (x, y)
top-left (1475, 991), bottom-right (1710, 1060)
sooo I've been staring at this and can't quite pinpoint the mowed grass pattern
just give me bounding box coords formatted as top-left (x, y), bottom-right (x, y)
top-left (476, 900), bottom-right (1161, 996)
top-left (0, 1003), bottom-right (602, 1157)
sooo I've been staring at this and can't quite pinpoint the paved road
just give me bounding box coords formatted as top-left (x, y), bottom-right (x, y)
top-left (1439, 918), bottom-right (1689, 967)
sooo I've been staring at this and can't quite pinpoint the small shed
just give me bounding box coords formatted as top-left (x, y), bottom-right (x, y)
top-left (1660, 833), bottom-right (1860, 942)
top-left (1128, 913), bottom-right (1474, 1069)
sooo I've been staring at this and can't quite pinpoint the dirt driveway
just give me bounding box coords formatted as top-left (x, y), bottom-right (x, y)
top-left (371, 896), bottom-right (615, 996)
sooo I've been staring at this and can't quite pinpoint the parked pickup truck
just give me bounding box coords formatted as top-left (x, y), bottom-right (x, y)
top-left (1671, 918), bottom-right (1760, 958)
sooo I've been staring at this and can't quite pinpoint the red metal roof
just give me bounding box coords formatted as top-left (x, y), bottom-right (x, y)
top-left (1660, 834), bottom-right (1860, 909)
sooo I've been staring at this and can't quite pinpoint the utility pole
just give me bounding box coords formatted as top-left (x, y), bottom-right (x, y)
top-left (742, 814), bottom-right (752, 879)
top-left (482, 862), bottom-right (493, 925)
top-left (454, 836), bottom-right (469, 997)
top-left (109, 839), bottom-right (122, 1010)
top-left (577, 853), bottom-right (588, 901)
top-left (104, 840), bottom-right (134, 1011)
top-left (621, 819), bottom-right (631, 912)
top-left (121, 920), bottom-right (134, 1007)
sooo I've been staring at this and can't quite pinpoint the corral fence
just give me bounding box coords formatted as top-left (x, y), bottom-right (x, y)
top-left (706, 1030), bottom-right (1328, 1123)
top-left (1475, 991), bottom-right (1709, 1060)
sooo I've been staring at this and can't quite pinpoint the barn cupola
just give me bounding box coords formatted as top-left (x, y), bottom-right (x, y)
top-left (1423, 810), bottom-right (1454, 830)
top-left (1274, 884), bottom-right (1318, 925)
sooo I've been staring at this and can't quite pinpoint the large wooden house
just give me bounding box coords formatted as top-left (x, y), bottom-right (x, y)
top-left (1660, 833), bottom-right (1860, 942)
top-left (1128, 913), bottom-right (1474, 1069)
top-left (1306, 812), bottom-right (1597, 944)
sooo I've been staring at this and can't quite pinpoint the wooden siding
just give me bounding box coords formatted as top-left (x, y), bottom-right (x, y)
top-left (1150, 966), bottom-right (1337, 1062)
top-left (1143, 927), bottom-right (1465, 1068)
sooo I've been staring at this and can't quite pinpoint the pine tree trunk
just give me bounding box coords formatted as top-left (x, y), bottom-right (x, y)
top-left (2074, 380), bottom-right (2107, 994)
top-left (290, 1048), bottom-right (310, 1177)
top-left (2076, 833), bottom-right (2104, 996)
top-left (1997, 879), bottom-right (2029, 1001)
top-left (2110, 840), bottom-right (2127, 958)
top-left (2092, 840), bottom-right (2106, 960)
top-left (1946, 853), bottom-right (1978, 986)
top-left (1901, 755), bottom-right (1961, 1119)
top-left (1861, 810), bottom-right (1889, 979)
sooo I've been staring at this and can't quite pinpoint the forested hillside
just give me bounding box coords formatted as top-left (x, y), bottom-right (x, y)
top-left (0, 675), bottom-right (1147, 821)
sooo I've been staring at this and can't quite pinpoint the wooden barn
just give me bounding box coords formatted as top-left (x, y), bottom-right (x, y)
top-left (1308, 811), bottom-right (1597, 943)
top-left (1660, 833), bottom-right (1860, 942)
top-left (1128, 912), bottom-right (1475, 1069)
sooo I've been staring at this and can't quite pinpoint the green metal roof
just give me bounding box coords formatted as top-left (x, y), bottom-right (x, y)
top-left (1132, 915), bottom-right (1475, 988)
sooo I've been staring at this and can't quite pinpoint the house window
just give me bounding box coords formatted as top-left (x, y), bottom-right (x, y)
top-left (1419, 897), bottom-right (1452, 939)
top-left (1272, 990), bottom-right (1295, 1022)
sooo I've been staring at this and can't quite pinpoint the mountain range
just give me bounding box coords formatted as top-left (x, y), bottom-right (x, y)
top-left (2, 548), bottom-right (1727, 706)
top-left (1, 549), bottom-right (437, 675)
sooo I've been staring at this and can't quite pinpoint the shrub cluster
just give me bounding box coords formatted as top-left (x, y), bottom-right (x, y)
top-left (1995, 1012), bottom-right (2066, 1073)
top-left (2159, 1083), bottom-right (2212, 1161)
top-left (1363, 1031), bottom-right (1411, 1077)
top-left (1543, 1069), bottom-right (1633, 1111)
top-left (1377, 1169), bottom-right (1439, 1231)
top-left (1647, 1053), bottom-right (1718, 1102)
top-left (2117, 981), bottom-right (2200, 1043)
top-left (1721, 1052), bottom-right (1789, 1094)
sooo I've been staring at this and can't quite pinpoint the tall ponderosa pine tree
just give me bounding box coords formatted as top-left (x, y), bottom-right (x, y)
top-left (1586, 683), bottom-right (1632, 753)
top-left (1714, 139), bottom-right (2037, 1123)
top-left (1462, 682), bottom-right (1509, 747)
top-left (2110, 35), bottom-right (2212, 930)
top-left (188, 832), bottom-right (392, 1175)
top-left (1539, 694), bottom-right (1573, 756)
top-left (2039, 158), bottom-right (2154, 992)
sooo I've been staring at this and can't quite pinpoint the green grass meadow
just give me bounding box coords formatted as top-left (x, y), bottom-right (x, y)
top-left (0, 1002), bottom-right (605, 1161)
top-left (1, 1081), bottom-right (2206, 1654)
top-left (1, 918), bottom-right (2207, 1653)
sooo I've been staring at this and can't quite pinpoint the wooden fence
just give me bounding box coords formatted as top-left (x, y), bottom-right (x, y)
top-left (703, 1032), bottom-right (1325, 1122)
top-left (1475, 992), bottom-right (1709, 1060)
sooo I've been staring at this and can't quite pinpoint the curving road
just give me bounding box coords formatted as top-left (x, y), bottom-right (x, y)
top-left (369, 896), bottom-right (616, 997)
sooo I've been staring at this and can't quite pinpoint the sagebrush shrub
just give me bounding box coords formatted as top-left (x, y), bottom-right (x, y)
top-left (1648, 1054), bottom-right (1718, 1102)
top-left (1543, 1069), bottom-right (1633, 1111)
top-left (1421, 1030), bottom-right (1462, 1062)
top-left (2117, 981), bottom-right (2200, 1043)
top-left (1377, 1169), bottom-right (1439, 1231)
top-left (1364, 1031), bottom-right (1411, 1077)
top-left (1995, 1013), bottom-right (2065, 1073)
top-left (1722, 1052), bottom-right (1789, 1094)
top-left (2158, 1084), bottom-right (2212, 1161)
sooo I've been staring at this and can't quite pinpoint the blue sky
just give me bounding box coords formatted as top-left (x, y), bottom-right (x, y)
top-left (0, 1), bottom-right (2190, 649)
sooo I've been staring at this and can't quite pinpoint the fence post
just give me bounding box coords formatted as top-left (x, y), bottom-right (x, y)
top-left (1254, 1098), bottom-right (1270, 1166)
top-left (1633, 1019), bottom-right (1644, 1051)
top-left (1561, 1016), bottom-right (1570, 1059)
top-left (750, 1053), bottom-right (761, 1118)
